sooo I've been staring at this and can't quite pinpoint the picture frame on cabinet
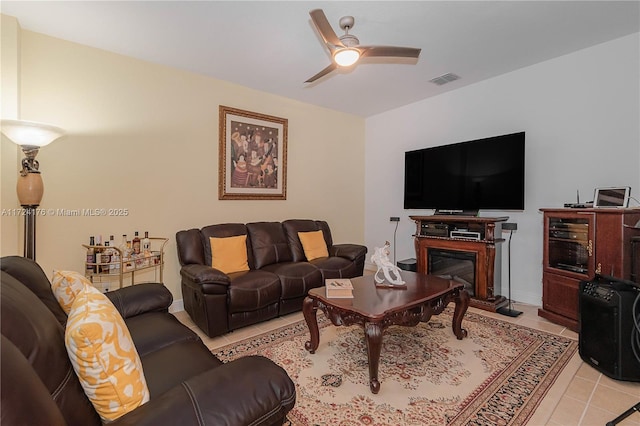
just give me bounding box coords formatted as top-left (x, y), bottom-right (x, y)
top-left (218, 105), bottom-right (288, 200)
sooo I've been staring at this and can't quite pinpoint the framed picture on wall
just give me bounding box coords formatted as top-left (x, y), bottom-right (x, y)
top-left (218, 105), bottom-right (288, 200)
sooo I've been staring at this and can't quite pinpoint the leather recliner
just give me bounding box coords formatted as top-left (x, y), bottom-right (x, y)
top-left (0, 256), bottom-right (296, 426)
top-left (176, 219), bottom-right (367, 337)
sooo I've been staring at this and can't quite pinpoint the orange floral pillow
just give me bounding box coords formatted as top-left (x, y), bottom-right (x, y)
top-left (65, 284), bottom-right (149, 421)
top-left (51, 270), bottom-right (91, 314)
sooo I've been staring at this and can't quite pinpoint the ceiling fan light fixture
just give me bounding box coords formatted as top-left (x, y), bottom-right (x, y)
top-left (334, 48), bottom-right (360, 67)
top-left (305, 9), bottom-right (420, 83)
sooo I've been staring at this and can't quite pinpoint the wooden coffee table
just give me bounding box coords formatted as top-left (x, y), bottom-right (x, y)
top-left (303, 272), bottom-right (469, 394)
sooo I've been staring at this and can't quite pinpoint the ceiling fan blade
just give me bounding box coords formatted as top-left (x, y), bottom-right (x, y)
top-left (309, 9), bottom-right (343, 49)
top-left (305, 63), bottom-right (338, 83)
top-left (360, 46), bottom-right (422, 59)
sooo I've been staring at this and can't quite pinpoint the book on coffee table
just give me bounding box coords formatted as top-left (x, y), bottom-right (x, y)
top-left (326, 279), bottom-right (354, 298)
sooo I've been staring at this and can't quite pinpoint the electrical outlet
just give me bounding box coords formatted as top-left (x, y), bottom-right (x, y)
top-left (390, 217), bottom-right (400, 222)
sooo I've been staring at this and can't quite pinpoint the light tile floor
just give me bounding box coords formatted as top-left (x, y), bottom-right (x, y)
top-left (172, 301), bottom-right (640, 425)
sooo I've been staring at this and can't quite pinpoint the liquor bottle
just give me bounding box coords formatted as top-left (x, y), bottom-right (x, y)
top-left (110, 242), bottom-right (120, 274)
top-left (125, 241), bottom-right (133, 271)
top-left (102, 242), bottom-right (112, 273)
top-left (142, 231), bottom-right (151, 266)
top-left (95, 235), bottom-right (103, 273)
top-left (106, 236), bottom-right (116, 273)
top-left (142, 231), bottom-right (150, 252)
top-left (119, 234), bottom-right (128, 256)
top-left (105, 241), bottom-right (116, 273)
top-left (87, 236), bottom-right (96, 273)
top-left (132, 231), bottom-right (141, 255)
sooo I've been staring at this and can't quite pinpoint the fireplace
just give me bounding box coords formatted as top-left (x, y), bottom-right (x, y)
top-left (428, 249), bottom-right (476, 297)
top-left (412, 215), bottom-right (506, 312)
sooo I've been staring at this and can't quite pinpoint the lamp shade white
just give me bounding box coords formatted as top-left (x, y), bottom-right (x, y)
top-left (1, 119), bottom-right (65, 148)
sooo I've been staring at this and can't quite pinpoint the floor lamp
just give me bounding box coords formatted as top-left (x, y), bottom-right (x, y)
top-left (1, 119), bottom-right (65, 261)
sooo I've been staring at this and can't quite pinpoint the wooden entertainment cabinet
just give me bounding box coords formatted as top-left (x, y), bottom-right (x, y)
top-left (410, 215), bottom-right (509, 312)
top-left (539, 208), bottom-right (640, 332)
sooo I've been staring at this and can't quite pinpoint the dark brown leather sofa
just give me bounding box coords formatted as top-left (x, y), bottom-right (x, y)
top-left (1, 256), bottom-right (296, 426)
top-left (176, 219), bottom-right (367, 337)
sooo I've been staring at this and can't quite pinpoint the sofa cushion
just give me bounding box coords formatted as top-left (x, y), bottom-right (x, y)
top-left (298, 230), bottom-right (329, 261)
top-left (51, 270), bottom-right (91, 314)
top-left (65, 284), bottom-right (150, 422)
top-left (1, 256), bottom-right (68, 326)
top-left (310, 256), bottom-right (360, 280)
top-left (247, 222), bottom-right (293, 268)
top-left (140, 340), bottom-right (222, 398)
top-left (261, 262), bottom-right (323, 300)
top-left (175, 228), bottom-right (206, 266)
top-left (227, 270), bottom-right (282, 313)
top-left (125, 312), bottom-right (201, 358)
top-left (127, 355), bottom-right (294, 426)
top-left (209, 235), bottom-right (250, 274)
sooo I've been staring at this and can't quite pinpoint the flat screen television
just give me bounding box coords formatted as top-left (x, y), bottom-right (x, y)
top-left (404, 132), bottom-right (525, 212)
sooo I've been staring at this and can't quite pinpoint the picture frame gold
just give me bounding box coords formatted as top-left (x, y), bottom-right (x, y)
top-left (218, 106), bottom-right (287, 200)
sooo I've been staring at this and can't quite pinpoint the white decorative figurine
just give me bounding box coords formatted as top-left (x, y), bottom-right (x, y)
top-left (371, 241), bottom-right (405, 285)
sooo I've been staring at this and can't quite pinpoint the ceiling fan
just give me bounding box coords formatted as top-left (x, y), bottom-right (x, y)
top-left (305, 9), bottom-right (421, 83)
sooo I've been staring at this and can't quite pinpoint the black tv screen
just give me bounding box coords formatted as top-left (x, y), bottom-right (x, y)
top-left (404, 132), bottom-right (525, 211)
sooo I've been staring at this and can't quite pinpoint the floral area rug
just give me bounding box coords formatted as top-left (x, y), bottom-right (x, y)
top-left (213, 309), bottom-right (578, 425)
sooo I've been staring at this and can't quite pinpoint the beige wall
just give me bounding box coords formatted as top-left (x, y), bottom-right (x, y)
top-left (9, 29), bottom-right (365, 299)
top-left (1, 15), bottom-right (20, 256)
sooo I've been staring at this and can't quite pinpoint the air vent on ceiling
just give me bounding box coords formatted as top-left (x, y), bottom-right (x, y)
top-left (429, 73), bottom-right (460, 86)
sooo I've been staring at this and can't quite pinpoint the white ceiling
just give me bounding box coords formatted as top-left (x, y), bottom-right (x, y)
top-left (2, 1), bottom-right (638, 117)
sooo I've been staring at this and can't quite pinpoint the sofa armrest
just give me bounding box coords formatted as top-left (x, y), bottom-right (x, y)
top-left (180, 264), bottom-right (230, 286)
top-left (180, 264), bottom-right (231, 297)
top-left (106, 283), bottom-right (173, 319)
top-left (329, 243), bottom-right (367, 261)
top-left (110, 356), bottom-right (295, 426)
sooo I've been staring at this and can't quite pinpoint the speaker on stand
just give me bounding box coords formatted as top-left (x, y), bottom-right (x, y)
top-left (497, 222), bottom-right (522, 317)
top-left (390, 216), bottom-right (400, 266)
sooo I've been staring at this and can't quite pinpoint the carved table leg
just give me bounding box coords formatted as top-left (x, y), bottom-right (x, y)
top-left (452, 289), bottom-right (469, 340)
top-left (364, 322), bottom-right (383, 394)
top-left (303, 296), bottom-right (320, 353)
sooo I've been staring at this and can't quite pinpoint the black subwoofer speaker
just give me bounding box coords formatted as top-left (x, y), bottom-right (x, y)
top-left (397, 258), bottom-right (417, 272)
top-left (579, 276), bottom-right (640, 382)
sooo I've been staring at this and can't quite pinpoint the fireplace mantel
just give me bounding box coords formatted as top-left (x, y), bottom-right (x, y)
top-left (410, 215), bottom-right (509, 312)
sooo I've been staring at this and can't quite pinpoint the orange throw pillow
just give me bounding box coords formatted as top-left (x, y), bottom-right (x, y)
top-left (209, 235), bottom-right (250, 274)
top-left (298, 230), bottom-right (329, 261)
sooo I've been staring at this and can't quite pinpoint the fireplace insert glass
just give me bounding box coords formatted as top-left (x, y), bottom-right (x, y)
top-left (428, 249), bottom-right (476, 297)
